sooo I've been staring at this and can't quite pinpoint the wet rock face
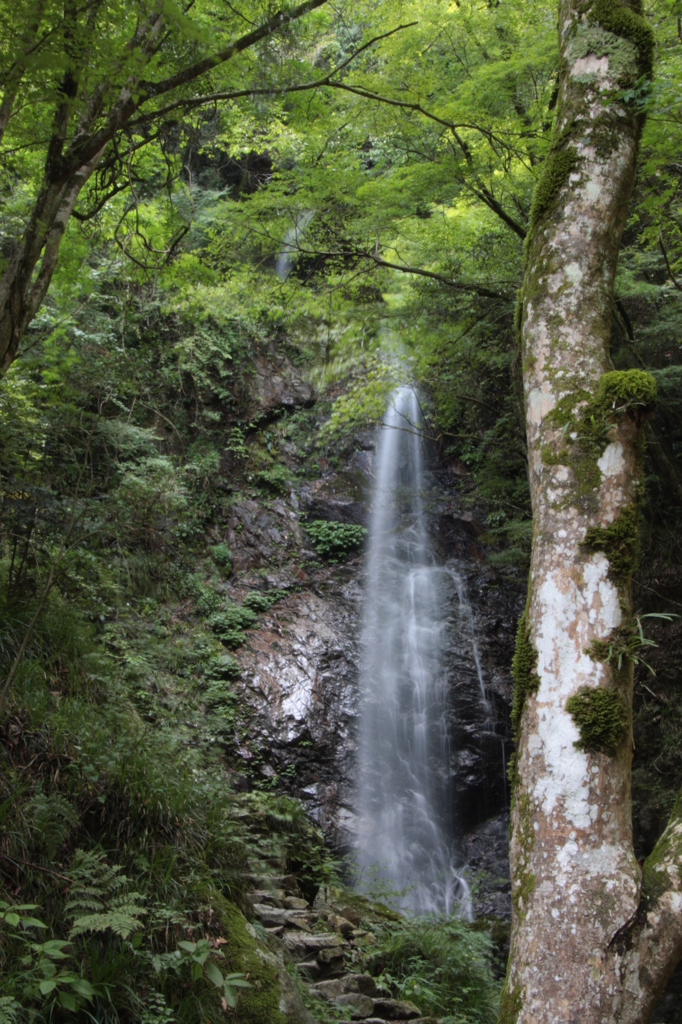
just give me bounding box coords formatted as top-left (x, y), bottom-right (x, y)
top-left (463, 811), bottom-right (511, 919)
top-left (230, 436), bottom-right (522, 917)
top-left (235, 577), bottom-right (362, 841)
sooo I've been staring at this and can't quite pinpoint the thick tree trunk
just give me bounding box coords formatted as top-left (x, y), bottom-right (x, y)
top-left (502, 3), bottom-right (682, 1022)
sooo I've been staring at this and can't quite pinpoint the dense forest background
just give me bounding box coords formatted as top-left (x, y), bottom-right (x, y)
top-left (1, 1), bottom-right (681, 1021)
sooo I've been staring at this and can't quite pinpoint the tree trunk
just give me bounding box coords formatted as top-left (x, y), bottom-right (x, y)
top-left (502, 3), bottom-right (682, 1022)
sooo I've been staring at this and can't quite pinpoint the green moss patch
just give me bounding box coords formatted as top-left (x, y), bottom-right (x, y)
top-left (583, 503), bottom-right (640, 583)
top-left (641, 791), bottom-right (682, 902)
top-left (529, 146), bottom-right (579, 228)
top-left (598, 369), bottom-right (657, 411)
top-left (587, 0), bottom-right (655, 79)
top-left (511, 609), bottom-right (540, 740)
top-left (585, 620), bottom-right (637, 668)
top-left (566, 685), bottom-right (628, 756)
top-left (304, 519), bottom-right (367, 561)
top-left (499, 979), bottom-right (522, 1024)
top-left (544, 370), bottom-right (655, 506)
top-left (214, 899), bottom-right (287, 1024)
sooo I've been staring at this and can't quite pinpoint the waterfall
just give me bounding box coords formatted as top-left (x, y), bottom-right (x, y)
top-left (275, 211), bottom-right (314, 280)
top-left (356, 386), bottom-right (471, 917)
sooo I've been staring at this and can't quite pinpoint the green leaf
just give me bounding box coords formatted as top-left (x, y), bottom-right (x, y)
top-left (205, 961), bottom-right (224, 987)
top-left (4, 913), bottom-right (20, 927)
top-left (68, 978), bottom-right (96, 999)
top-left (20, 917), bottom-right (47, 930)
top-left (178, 940), bottom-right (197, 953)
top-left (39, 940), bottom-right (71, 957)
top-left (39, 980), bottom-right (57, 995)
top-left (58, 992), bottom-right (77, 1011)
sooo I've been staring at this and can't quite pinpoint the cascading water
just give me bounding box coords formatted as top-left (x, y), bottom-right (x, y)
top-left (356, 386), bottom-right (472, 917)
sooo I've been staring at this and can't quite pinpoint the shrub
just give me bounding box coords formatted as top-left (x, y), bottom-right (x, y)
top-left (305, 520), bottom-right (367, 561)
top-left (210, 543), bottom-right (232, 570)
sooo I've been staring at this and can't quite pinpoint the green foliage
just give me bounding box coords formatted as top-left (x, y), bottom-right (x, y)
top-left (242, 591), bottom-right (285, 612)
top-left (210, 543), bottom-right (232, 571)
top-left (566, 686), bottom-right (629, 756)
top-left (66, 850), bottom-right (147, 940)
top-left (28, 793), bottom-right (79, 859)
top-left (254, 465), bottom-right (291, 495)
top-left (305, 520), bottom-right (367, 561)
top-left (585, 613), bottom-right (678, 674)
top-left (364, 916), bottom-right (500, 1023)
top-left (209, 605), bottom-right (258, 648)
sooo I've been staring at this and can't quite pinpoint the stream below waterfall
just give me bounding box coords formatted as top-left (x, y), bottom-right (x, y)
top-left (356, 387), bottom-right (490, 917)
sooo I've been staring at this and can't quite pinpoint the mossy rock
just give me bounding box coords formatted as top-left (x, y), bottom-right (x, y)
top-left (214, 899), bottom-right (314, 1024)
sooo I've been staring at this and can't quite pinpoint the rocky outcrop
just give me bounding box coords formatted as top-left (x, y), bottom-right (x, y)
top-left (249, 343), bottom-right (315, 422)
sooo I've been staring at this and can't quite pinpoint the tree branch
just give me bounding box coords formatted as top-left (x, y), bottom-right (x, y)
top-left (137, 0), bottom-right (331, 101)
top-left (613, 793), bottom-right (682, 1023)
top-left (126, 22), bottom-right (417, 128)
top-left (659, 227), bottom-right (682, 291)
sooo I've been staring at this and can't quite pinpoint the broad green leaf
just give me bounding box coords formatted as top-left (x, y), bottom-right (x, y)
top-left (205, 961), bottom-right (224, 988)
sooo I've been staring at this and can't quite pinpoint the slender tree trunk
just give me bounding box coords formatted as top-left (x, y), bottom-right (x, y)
top-left (502, 3), bottom-right (682, 1022)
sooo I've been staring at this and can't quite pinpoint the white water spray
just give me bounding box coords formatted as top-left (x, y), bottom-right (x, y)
top-left (356, 387), bottom-right (472, 917)
top-left (275, 211), bottom-right (314, 281)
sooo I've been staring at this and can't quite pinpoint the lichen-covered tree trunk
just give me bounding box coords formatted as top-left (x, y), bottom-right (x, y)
top-left (502, 3), bottom-right (682, 1023)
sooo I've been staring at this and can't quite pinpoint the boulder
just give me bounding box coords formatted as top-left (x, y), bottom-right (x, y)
top-left (339, 905), bottom-right (361, 927)
top-left (310, 974), bottom-right (377, 1000)
top-left (253, 904), bottom-right (286, 927)
top-left (335, 993), bottom-right (375, 1019)
top-left (283, 896), bottom-right (310, 910)
top-left (317, 945), bottom-right (346, 964)
top-left (371, 998), bottom-right (422, 1020)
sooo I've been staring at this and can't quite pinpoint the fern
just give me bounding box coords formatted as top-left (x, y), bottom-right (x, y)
top-left (137, 991), bottom-right (175, 1024)
top-left (29, 793), bottom-right (79, 858)
top-left (66, 850), bottom-right (147, 940)
top-left (0, 998), bottom-right (21, 1024)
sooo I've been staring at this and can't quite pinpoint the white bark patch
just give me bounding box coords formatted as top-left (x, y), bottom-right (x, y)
top-left (571, 54), bottom-right (609, 79)
top-left (565, 262), bottom-right (584, 287)
top-left (597, 441), bottom-right (625, 477)
top-left (528, 384), bottom-right (556, 426)
top-left (531, 555), bottom-right (621, 824)
top-left (583, 554), bottom-right (622, 630)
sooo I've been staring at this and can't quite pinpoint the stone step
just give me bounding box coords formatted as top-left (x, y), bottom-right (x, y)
top-left (310, 974), bottom-right (378, 1000)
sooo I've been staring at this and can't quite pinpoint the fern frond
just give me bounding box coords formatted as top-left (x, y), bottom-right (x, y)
top-left (29, 793), bottom-right (79, 859)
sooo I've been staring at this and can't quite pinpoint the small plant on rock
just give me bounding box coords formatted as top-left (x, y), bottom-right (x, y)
top-left (305, 520), bottom-right (367, 562)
